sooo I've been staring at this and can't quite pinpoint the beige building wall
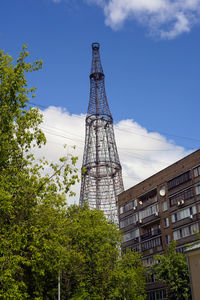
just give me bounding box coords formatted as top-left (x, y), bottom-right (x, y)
top-left (186, 245), bottom-right (200, 300)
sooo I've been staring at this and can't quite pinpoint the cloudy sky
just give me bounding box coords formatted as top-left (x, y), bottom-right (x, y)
top-left (1, 0), bottom-right (200, 204)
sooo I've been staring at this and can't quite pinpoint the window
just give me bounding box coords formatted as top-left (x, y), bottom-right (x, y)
top-left (194, 165), bottom-right (200, 177)
top-left (176, 246), bottom-right (186, 253)
top-left (122, 228), bottom-right (139, 243)
top-left (141, 226), bottom-right (161, 240)
top-left (182, 226), bottom-right (190, 238)
top-left (120, 213), bottom-right (138, 228)
top-left (146, 273), bottom-right (157, 283)
top-left (173, 223), bottom-right (199, 240)
top-left (142, 237), bottom-right (162, 251)
top-left (173, 230), bottom-right (180, 240)
top-left (140, 191), bottom-right (157, 203)
top-left (119, 206), bottom-right (124, 214)
top-left (165, 234), bottom-right (171, 245)
top-left (168, 171), bottom-right (191, 190)
top-left (195, 185), bottom-right (200, 195)
top-left (133, 198), bottom-right (137, 207)
top-left (164, 217), bottom-right (169, 228)
top-left (143, 256), bottom-right (156, 267)
top-left (162, 201), bottom-right (167, 211)
top-left (123, 199), bottom-right (137, 213)
top-left (124, 202), bottom-right (133, 212)
top-left (171, 205), bottom-right (197, 223)
top-left (139, 203), bottom-right (159, 220)
top-left (147, 289), bottom-right (167, 300)
top-left (169, 187), bottom-right (194, 207)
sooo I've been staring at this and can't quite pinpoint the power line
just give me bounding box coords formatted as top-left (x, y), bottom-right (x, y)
top-left (42, 123), bottom-right (178, 152)
top-left (41, 124), bottom-right (85, 141)
top-left (41, 127), bottom-right (84, 144)
top-left (39, 131), bottom-right (172, 166)
top-left (29, 101), bottom-right (200, 146)
top-left (115, 124), bottom-right (200, 143)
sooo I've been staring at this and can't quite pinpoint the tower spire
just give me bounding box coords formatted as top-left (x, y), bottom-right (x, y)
top-left (87, 43), bottom-right (112, 120)
top-left (80, 43), bottom-right (124, 223)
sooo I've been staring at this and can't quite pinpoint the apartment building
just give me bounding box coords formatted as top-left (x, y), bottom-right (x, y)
top-left (118, 149), bottom-right (200, 300)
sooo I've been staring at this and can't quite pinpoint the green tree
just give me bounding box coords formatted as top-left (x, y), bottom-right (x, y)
top-left (111, 248), bottom-right (146, 300)
top-left (62, 205), bottom-right (146, 300)
top-left (0, 46), bottom-right (146, 300)
top-left (152, 241), bottom-right (192, 300)
top-left (0, 45), bottom-right (79, 299)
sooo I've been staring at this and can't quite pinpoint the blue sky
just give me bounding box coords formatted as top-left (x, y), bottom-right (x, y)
top-left (1, 0), bottom-right (200, 199)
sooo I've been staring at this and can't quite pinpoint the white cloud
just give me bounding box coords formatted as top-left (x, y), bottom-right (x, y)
top-left (87, 0), bottom-right (200, 38)
top-left (33, 106), bottom-right (191, 205)
top-left (33, 107), bottom-right (85, 205)
top-left (114, 119), bottom-right (191, 189)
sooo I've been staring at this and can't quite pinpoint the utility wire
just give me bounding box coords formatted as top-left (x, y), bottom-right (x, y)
top-left (41, 127), bottom-right (84, 144)
top-left (29, 101), bottom-right (200, 145)
top-left (42, 123), bottom-right (178, 152)
top-left (29, 102), bottom-right (187, 183)
top-left (115, 126), bottom-right (200, 143)
top-left (39, 132), bottom-right (171, 166)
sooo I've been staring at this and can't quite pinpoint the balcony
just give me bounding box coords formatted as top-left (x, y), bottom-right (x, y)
top-left (122, 236), bottom-right (139, 249)
top-left (141, 228), bottom-right (161, 241)
top-left (168, 170), bottom-right (191, 191)
top-left (141, 236), bottom-right (162, 252)
top-left (138, 191), bottom-right (157, 209)
top-left (139, 213), bottom-right (160, 227)
top-left (172, 214), bottom-right (198, 229)
top-left (131, 237), bottom-right (139, 244)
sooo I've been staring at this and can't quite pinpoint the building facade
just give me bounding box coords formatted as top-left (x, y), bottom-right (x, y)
top-left (118, 149), bottom-right (200, 299)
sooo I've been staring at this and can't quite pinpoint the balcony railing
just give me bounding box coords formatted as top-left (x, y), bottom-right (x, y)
top-left (141, 228), bottom-right (161, 241)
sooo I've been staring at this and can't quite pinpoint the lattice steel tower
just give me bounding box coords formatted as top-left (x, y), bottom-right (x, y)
top-left (80, 42), bottom-right (124, 223)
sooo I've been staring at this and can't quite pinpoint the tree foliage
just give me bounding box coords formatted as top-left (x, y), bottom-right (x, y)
top-left (0, 46), bottom-right (146, 299)
top-left (111, 248), bottom-right (146, 300)
top-left (152, 241), bottom-right (192, 300)
top-left (62, 205), bottom-right (146, 300)
top-left (0, 45), bottom-right (79, 299)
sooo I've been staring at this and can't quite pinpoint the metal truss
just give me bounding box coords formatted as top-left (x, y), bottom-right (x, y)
top-left (80, 43), bottom-right (124, 224)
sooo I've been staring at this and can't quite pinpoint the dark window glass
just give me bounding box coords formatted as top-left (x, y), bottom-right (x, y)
top-left (142, 237), bottom-right (162, 251)
top-left (168, 171), bottom-right (191, 190)
top-left (147, 290), bottom-right (167, 300)
top-left (194, 166), bottom-right (200, 177)
top-left (169, 187), bottom-right (194, 207)
top-left (164, 217), bottom-right (169, 228)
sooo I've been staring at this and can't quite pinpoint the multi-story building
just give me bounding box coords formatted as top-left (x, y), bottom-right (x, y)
top-left (118, 149), bottom-right (200, 300)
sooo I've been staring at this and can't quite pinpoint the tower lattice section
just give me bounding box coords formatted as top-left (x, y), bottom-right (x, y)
top-left (80, 43), bottom-right (124, 223)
